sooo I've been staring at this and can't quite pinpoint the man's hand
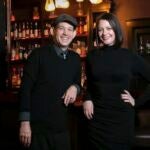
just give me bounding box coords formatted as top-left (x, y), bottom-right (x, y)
top-left (62, 85), bottom-right (78, 106)
top-left (19, 121), bottom-right (32, 147)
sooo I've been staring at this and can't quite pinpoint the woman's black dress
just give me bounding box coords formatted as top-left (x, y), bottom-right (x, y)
top-left (85, 46), bottom-right (150, 149)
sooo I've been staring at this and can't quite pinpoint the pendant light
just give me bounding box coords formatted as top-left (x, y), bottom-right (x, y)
top-left (76, 0), bottom-right (84, 2)
top-left (76, 0), bottom-right (103, 4)
top-left (45, 0), bottom-right (70, 12)
top-left (89, 0), bottom-right (103, 4)
top-left (45, 0), bottom-right (103, 12)
top-left (55, 0), bottom-right (70, 8)
top-left (45, 0), bottom-right (55, 12)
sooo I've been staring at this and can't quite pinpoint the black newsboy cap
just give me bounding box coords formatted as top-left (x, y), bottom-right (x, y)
top-left (52, 13), bottom-right (78, 28)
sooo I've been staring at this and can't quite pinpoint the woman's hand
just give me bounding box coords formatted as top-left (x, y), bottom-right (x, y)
top-left (83, 100), bottom-right (94, 120)
top-left (19, 121), bottom-right (32, 148)
top-left (121, 90), bottom-right (135, 106)
top-left (62, 85), bottom-right (78, 106)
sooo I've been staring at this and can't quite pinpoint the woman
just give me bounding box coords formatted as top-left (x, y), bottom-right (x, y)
top-left (83, 12), bottom-right (150, 150)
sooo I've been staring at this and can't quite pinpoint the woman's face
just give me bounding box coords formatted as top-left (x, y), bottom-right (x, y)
top-left (98, 19), bottom-right (115, 46)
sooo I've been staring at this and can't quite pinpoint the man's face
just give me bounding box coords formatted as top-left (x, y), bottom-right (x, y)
top-left (53, 22), bottom-right (76, 50)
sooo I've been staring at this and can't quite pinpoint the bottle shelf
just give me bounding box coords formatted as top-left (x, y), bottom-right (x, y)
top-left (6, 0), bottom-right (111, 90)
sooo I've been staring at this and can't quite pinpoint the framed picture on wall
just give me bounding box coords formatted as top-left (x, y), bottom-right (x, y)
top-left (126, 18), bottom-right (150, 55)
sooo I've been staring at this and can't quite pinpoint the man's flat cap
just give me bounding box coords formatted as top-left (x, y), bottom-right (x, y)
top-left (53, 13), bottom-right (78, 28)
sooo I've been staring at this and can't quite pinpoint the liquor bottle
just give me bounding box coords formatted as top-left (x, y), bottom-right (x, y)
top-left (11, 47), bottom-right (16, 61)
top-left (14, 23), bottom-right (18, 39)
top-left (25, 22), bottom-right (30, 38)
top-left (32, 6), bottom-right (40, 20)
top-left (18, 23), bottom-right (22, 39)
top-left (22, 22), bottom-right (26, 39)
top-left (34, 22), bottom-right (39, 38)
top-left (83, 20), bottom-right (88, 34)
top-left (11, 11), bottom-right (15, 22)
top-left (23, 48), bottom-right (28, 59)
top-left (76, 40), bottom-right (81, 55)
top-left (15, 48), bottom-right (19, 60)
top-left (19, 46), bottom-right (23, 60)
top-left (12, 67), bottom-right (17, 88)
top-left (11, 23), bottom-right (14, 38)
top-left (30, 22), bottom-right (34, 38)
top-left (78, 18), bottom-right (84, 35)
top-left (20, 67), bottom-right (24, 78)
top-left (16, 68), bottom-right (21, 87)
top-left (80, 41), bottom-right (87, 58)
top-left (44, 23), bottom-right (49, 37)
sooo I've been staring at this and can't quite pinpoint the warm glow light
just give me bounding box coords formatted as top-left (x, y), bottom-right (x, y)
top-left (63, 1), bottom-right (70, 8)
top-left (55, 0), bottom-right (70, 8)
top-left (45, 0), bottom-right (102, 12)
top-left (76, 0), bottom-right (84, 2)
top-left (89, 0), bottom-right (103, 4)
top-left (45, 0), bottom-right (55, 12)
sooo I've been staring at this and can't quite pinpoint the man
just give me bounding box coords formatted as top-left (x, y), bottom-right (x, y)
top-left (19, 13), bottom-right (81, 150)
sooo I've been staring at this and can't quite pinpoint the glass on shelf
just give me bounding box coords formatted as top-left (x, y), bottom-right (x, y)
top-left (48, 11), bottom-right (57, 19)
top-left (32, 6), bottom-right (40, 20)
top-left (76, 2), bottom-right (84, 16)
top-left (11, 11), bottom-right (15, 22)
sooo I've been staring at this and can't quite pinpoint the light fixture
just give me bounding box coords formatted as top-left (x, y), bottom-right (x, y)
top-left (76, 0), bottom-right (103, 4)
top-left (55, 0), bottom-right (70, 8)
top-left (45, 0), bottom-right (70, 12)
top-left (89, 0), bottom-right (103, 4)
top-left (45, 0), bottom-right (55, 12)
top-left (45, 0), bottom-right (103, 12)
top-left (76, 0), bottom-right (84, 2)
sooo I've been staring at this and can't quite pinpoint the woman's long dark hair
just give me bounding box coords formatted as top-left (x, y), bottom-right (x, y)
top-left (95, 12), bottom-right (123, 48)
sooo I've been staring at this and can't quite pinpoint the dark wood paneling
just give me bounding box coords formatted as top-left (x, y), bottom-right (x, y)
top-left (0, 0), bottom-right (7, 91)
